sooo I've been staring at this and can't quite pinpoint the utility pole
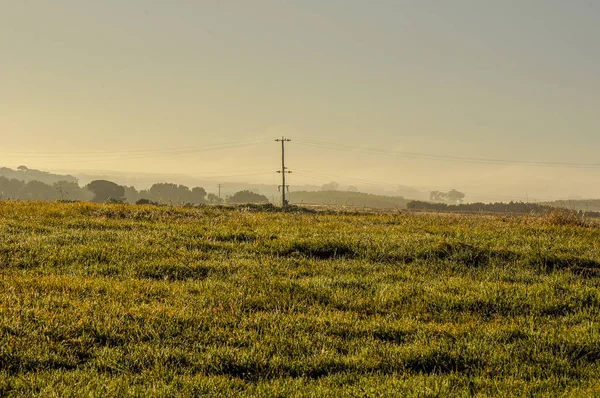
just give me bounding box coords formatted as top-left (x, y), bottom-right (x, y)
top-left (275, 137), bottom-right (291, 207)
top-left (218, 184), bottom-right (223, 202)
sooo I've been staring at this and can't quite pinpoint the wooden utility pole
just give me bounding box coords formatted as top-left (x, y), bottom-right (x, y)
top-left (218, 184), bottom-right (223, 201)
top-left (275, 137), bottom-right (291, 207)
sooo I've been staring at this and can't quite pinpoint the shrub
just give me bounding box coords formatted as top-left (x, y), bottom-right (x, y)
top-left (544, 209), bottom-right (587, 227)
top-left (136, 198), bottom-right (158, 205)
top-left (105, 197), bottom-right (125, 204)
top-left (228, 190), bottom-right (270, 204)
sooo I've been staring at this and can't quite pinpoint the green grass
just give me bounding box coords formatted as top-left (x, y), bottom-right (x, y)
top-left (1, 201), bottom-right (599, 397)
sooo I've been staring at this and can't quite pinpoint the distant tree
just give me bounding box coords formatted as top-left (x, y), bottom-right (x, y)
top-left (430, 189), bottom-right (465, 204)
top-left (149, 183), bottom-right (196, 205)
top-left (17, 165), bottom-right (28, 172)
top-left (446, 189), bottom-right (466, 204)
top-left (86, 180), bottom-right (125, 203)
top-left (0, 177), bottom-right (25, 200)
top-left (430, 191), bottom-right (446, 202)
top-left (321, 181), bottom-right (340, 191)
top-left (190, 187), bottom-right (207, 204)
top-left (207, 193), bottom-right (223, 204)
top-left (347, 185), bottom-right (358, 192)
top-left (228, 190), bottom-right (269, 204)
top-left (20, 180), bottom-right (57, 201)
top-left (123, 186), bottom-right (139, 203)
top-left (137, 189), bottom-right (152, 201)
top-left (149, 183), bottom-right (174, 204)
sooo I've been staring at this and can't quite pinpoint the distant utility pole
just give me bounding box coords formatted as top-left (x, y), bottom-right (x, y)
top-left (218, 184), bottom-right (223, 201)
top-left (275, 137), bottom-right (291, 207)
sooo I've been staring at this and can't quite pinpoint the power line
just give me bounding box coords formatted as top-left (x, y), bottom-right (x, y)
top-left (294, 138), bottom-right (600, 169)
top-left (187, 169), bottom-right (274, 176)
top-left (0, 137), bottom-right (274, 156)
top-left (0, 138), bottom-right (274, 164)
top-left (194, 170), bottom-right (274, 180)
top-left (57, 169), bottom-right (273, 185)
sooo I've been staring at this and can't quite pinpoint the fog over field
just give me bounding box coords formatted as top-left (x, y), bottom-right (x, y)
top-left (2, 1), bottom-right (599, 202)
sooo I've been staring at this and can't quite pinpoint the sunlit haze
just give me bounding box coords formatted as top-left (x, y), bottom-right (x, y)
top-left (2, 0), bottom-right (599, 202)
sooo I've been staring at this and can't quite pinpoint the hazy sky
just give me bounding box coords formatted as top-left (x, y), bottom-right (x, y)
top-left (2, 0), bottom-right (599, 201)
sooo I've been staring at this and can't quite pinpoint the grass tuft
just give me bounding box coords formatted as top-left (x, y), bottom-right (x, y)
top-left (543, 209), bottom-right (588, 227)
top-left (283, 240), bottom-right (358, 259)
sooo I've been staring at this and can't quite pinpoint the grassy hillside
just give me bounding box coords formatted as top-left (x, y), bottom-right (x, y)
top-left (290, 190), bottom-right (408, 209)
top-left (1, 202), bottom-right (599, 396)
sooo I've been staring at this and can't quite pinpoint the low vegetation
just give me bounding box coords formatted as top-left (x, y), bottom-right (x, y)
top-left (1, 202), bottom-right (599, 396)
top-left (543, 199), bottom-right (600, 213)
top-left (408, 200), bottom-right (600, 218)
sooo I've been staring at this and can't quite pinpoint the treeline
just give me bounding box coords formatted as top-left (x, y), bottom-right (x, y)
top-left (0, 177), bottom-right (212, 204)
top-left (407, 200), bottom-right (600, 217)
top-left (119, 182), bottom-right (208, 205)
top-left (0, 176), bottom-right (271, 206)
top-left (0, 166), bottom-right (77, 185)
top-left (408, 200), bottom-right (556, 213)
top-left (542, 199), bottom-right (600, 213)
top-left (0, 177), bottom-right (92, 201)
top-left (119, 184), bottom-right (269, 205)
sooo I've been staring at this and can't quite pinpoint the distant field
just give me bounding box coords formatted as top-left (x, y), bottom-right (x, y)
top-left (290, 190), bottom-right (409, 210)
top-left (543, 199), bottom-right (600, 213)
top-left (1, 202), bottom-right (599, 397)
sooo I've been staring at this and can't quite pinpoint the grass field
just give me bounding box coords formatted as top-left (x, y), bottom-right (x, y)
top-left (1, 202), bottom-right (599, 397)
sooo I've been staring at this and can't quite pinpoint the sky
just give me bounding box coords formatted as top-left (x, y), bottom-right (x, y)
top-left (1, 0), bottom-right (599, 201)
